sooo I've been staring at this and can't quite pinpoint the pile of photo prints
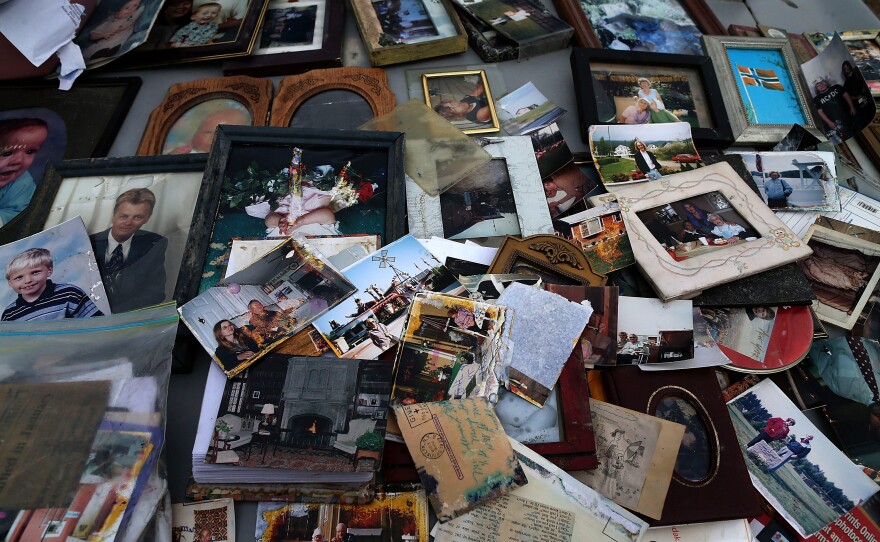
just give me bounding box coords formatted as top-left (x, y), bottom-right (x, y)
top-left (11, 1), bottom-right (880, 541)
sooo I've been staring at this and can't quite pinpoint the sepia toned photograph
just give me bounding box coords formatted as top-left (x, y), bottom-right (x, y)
top-left (635, 190), bottom-right (760, 262)
top-left (800, 225), bottom-right (880, 330)
top-left (422, 69), bottom-right (500, 134)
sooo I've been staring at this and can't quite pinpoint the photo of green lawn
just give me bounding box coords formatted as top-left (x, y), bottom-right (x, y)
top-left (727, 379), bottom-right (879, 537)
top-left (728, 406), bottom-right (843, 535)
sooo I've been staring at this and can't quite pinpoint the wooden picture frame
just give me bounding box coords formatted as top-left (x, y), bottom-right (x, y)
top-left (609, 162), bottom-right (813, 301)
top-left (19, 154), bottom-right (217, 310)
top-left (519, 351), bottom-right (597, 470)
top-left (269, 67), bottom-right (396, 127)
top-left (196, 125), bottom-right (406, 293)
top-left (487, 234), bottom-right (608, 286)
top-left (223, 0), bottom-right (345, 77)
top-left (120, 0), bottom-right (269, 67)
top-left (406, 136), bottom-right (552, 240)
top-left (421, 69), bottom-right (500, 135)
top-left (136, 76), bottom-right (273, 156)
top-left (349, 0), bottom-right (468, 67)
top-left (552, 0), bottom-right (724, 52)
top-left (702, 36), bottom-right (822, 146)
top-left (570, 48), bottom-right (733, 148)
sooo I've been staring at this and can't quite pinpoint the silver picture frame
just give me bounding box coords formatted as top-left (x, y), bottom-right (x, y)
top-left (702, 36), bottom-right (823, 145)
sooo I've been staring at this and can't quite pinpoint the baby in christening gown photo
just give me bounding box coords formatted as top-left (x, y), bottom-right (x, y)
top-left (246, 165), bottom-right (378, 237)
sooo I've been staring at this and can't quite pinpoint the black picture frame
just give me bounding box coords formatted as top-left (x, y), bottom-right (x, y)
top-left (223, 0), bottom-right (344, 76)
top-left (196, 125), bottom-right (406, 292)
top-left (570, 48), bottom-right (733, 148)
top-left (0, 77), bottom-right (141, 160)
top-left (19, 154), bottom-right (217, 308)
top-left (118, 0), bottom-right (269, 68)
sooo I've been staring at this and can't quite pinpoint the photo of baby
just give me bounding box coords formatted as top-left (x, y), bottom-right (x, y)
top-left (591, 67), bottom-right (708, 130)
top-left (169, 1), bottom-right (222, 47)
top-left (161, 99), bottom-right (252, 155)
top-left (76, 0), bottom-right (163, 63)
top-left (0, 109), bottom-right (66, 228)
top-left (423, 70), bottom-right (499, 134)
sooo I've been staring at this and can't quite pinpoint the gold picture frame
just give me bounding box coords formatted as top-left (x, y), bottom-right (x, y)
top-left (421, 69), bottom-right (500, 135)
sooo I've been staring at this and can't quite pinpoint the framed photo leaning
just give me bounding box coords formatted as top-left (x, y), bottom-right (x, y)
top-left (223, 0), bottom-right (345, 76)
top-left (19, 154), bottom-right (217, 312)
top-left (349, 0), bottom-right (468, 66)
top-left (570, 48), bottom-right (732, 148)
top-left (136, 76), bottom-right (274, 156)
top-left (702, 36), bottom-right (822, 145)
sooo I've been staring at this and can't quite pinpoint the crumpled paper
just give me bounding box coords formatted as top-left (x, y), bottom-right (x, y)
top-left (0, 0), bottom-right (86, 89)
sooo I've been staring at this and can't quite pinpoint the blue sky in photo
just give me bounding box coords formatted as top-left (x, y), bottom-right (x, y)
top-left (0, 218), bottom-right (110, 313)
top-left (311, 235), bottom-right (442, 334)
top-left (726, 48), bottom-right (807, 125)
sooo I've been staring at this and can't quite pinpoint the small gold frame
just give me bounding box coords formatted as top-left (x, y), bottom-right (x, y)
top-left (421, 69), bottom-right (500, 135)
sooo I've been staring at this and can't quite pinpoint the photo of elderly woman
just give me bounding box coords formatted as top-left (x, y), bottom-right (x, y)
top-left (423, 70), bottom-right (500, 134)
top-left (591, 67), bottom-right (707, 129)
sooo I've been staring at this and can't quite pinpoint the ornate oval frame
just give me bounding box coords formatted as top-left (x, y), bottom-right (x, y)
top-left (136, 76), bottom-right (274, 156)
top-left (269, 67), bottom-right (396, 127)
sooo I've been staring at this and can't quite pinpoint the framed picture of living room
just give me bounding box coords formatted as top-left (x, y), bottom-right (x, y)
top-left (571, 48), bottom-right (732, 148)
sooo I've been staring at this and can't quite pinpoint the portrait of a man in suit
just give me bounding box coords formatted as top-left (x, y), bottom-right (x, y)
top-left (90, 188), bottom-right (167, 312)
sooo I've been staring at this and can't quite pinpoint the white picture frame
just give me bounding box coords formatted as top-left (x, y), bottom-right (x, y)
top-left (405, 136), bottom-right (553, 240)
top-left (610, 162), bottom-right (813, 301)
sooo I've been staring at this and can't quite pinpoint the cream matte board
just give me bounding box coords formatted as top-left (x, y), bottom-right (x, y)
top-left (405, 136), bottom-right (553, 239)
top-left (702, 35), bottom-right (823, 145)
top-left (609, 162), bottom-right (814, 301)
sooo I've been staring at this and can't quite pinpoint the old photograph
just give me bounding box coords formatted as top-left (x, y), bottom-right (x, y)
top-left (736, 152), bottom-right (840, 212)
top-left (439, 158), bottom-right (520, 239)
top-left (422, 70), bottom-right (500, 134)
top-left (616, 296), bottom-right (693, 365)
top-left (589, 123), bottom-right (702, 184)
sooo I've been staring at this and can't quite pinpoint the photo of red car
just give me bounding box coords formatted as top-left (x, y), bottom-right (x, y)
top-left (672, 154), bottom-right (700, 163)
top-left (672, 153), bottom-right (702, 163)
